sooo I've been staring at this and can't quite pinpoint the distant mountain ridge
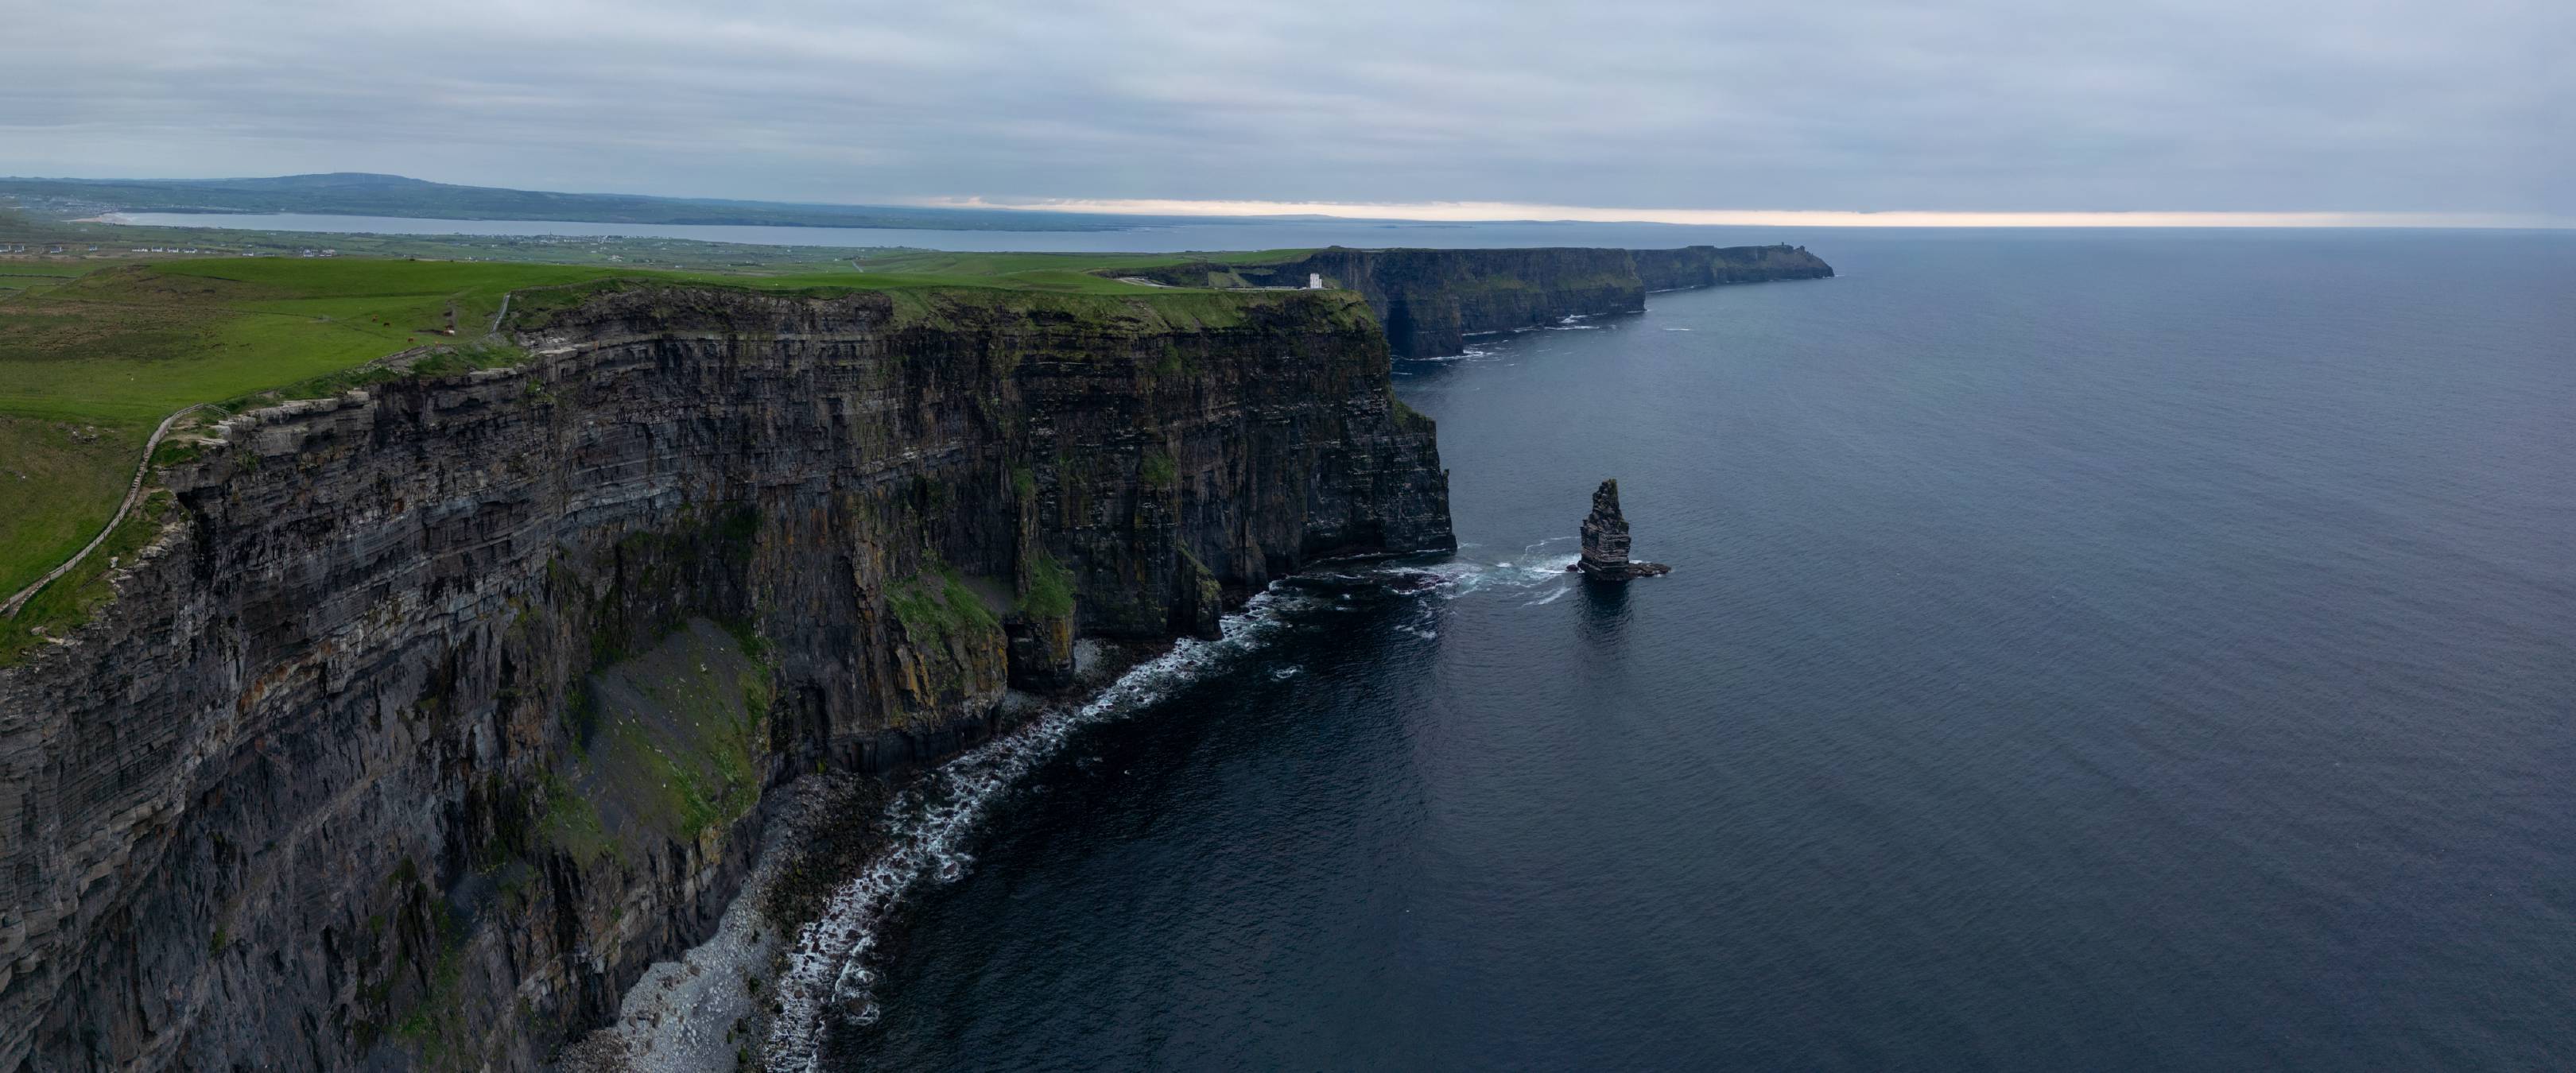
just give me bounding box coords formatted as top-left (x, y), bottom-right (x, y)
top-left (0, 172), bottom-right (1137, 232)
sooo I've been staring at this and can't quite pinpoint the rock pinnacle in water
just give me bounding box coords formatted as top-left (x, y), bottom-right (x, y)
top-left (1574, 478), bottom-right (1670, 580)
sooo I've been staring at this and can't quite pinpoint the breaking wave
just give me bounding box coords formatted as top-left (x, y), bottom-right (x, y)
top-left (1403, 342), bottom-right (1500, 362)
top-left (765, 587), bottom-right (1308, 1071)
top-left (766, 549), bottom-right (1586, 1068)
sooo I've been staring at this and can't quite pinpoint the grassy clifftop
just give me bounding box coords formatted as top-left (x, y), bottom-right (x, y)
top-left (0, 250), bottom-right (1298, 424)
top-left (0, 253), bottom-right (1372, 660)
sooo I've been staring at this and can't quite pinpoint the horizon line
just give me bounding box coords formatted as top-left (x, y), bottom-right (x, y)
top-left (924, 197), bottom-right (2566, 230)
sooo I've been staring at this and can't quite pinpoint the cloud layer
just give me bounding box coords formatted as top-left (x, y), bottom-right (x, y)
top-left (4, 0), bottom-right (2566, 215)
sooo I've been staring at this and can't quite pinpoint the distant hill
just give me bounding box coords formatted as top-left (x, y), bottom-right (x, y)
top-left (0, 172), bottom-right (1135, 232)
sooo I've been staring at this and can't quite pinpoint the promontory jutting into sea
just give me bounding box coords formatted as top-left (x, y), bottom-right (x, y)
top-left (2, 1), bottom-right (2566, 1069)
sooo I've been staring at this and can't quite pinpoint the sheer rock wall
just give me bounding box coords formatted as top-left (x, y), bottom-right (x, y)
top-left (0, 285), bottom-right (1453, 1072)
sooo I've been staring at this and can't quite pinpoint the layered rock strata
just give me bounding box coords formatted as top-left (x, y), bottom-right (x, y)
top-left (1119, 245), bottom-right (1834, 358)
top-left (0, 283), bottom-right (1453, 1072)
top-left (1574, 478), bottom-right (1670, 580)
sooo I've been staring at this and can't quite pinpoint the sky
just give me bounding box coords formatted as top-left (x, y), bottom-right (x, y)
top-left (3, 0), bottom-right (2567, 223)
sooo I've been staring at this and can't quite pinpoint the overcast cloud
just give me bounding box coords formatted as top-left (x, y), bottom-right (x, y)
top-left (2, 0), bottom-right (2566, 218)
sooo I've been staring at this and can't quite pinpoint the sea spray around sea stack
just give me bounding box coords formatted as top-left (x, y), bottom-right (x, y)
top-left (1573, 478), bottom-right (1670, 580)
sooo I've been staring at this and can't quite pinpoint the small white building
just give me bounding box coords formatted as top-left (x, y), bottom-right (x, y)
top-left (1307, 273), bottom-right (1325, 289)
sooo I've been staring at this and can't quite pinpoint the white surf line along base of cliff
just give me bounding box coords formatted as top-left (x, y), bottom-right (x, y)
top-left (763, 586), bottom-right (1305, 1072)
top-left (565, 775), bottom-right (850, 1073)
top-left (2, 401), bottom-right (211, 619)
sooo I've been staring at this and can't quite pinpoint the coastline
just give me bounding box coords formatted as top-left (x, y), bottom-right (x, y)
top-left (562, 639), bottom-right (1165, 1072)
top-left (566, 547), bottom-right (1473, 1071)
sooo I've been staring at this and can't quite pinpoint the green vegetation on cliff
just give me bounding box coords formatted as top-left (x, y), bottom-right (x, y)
top-left (888, 564), bottom-right (1003, 648)
top-left (0, 486), bottom-right (168, 665)
top-left (564, 618), bottom-right (771, 846)
top-left (0, 254), bottom-right (1305, 431)
top-left (0, 418), bottom-right (130, 610)
top-left (0, 253), bottom-right (1363, 657)
top-left (1017, 548), bottom-right (1077, 620)
top-left (0, 260), bottom-right (599, 424)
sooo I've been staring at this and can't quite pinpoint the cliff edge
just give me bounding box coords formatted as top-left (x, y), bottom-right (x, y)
top-left (0, 283), bottom-right (1452, 1072)
top-left (1119, 244), bottom-right (1833, 357)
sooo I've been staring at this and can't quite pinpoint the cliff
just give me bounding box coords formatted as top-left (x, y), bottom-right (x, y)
top-left (1120, 245), bottom-right (1833, 358)
top-left (0, 284), bottom-right (1452, 1072)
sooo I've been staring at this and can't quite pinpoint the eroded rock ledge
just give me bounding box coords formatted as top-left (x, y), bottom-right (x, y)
top-left (0, 284), bottom-right (1453, 1072)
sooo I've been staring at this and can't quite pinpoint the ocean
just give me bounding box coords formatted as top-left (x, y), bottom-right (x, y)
top-left (811, 230), bottom-right (2576, 1070)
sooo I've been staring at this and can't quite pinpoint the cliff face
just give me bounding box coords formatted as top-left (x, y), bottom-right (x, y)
top-left (1629, 245), bottom-right (1837, 292)
top-left (1290, 247), bottom-right (1647, 360)
top-left (0, 285), bottom-right (1452, 1072)
top-left (1123, 245), bottom-right (1833, 358)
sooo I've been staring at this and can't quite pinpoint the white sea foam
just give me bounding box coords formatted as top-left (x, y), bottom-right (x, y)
top-left (765, 587), bottom-right (1301, 1071)
top-left (1524, 586), bottom-right (1571, 606)
top-left (1406, 342), bottom-right (1500, 362)
top-left (1389, 554), bottom-right (1576, 602)
top-left (1524, 555), bottom-right (1581, 578)
top-left (766, 552), bottom-right (1591, 1067)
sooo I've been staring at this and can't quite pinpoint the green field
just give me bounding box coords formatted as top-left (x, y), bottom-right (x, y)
top-left (0, 262), bottom-right (92, 301)
top-left (0, 254), bottom-right (1265, 425)
top-left (0, 245), bottom-right (1333, 662)
top-left (0, 258), bottom-right (624, 658)
top-left (2, 260), bottom-right (588, 424)
top-left (0, 417), bottom-right (134, 621)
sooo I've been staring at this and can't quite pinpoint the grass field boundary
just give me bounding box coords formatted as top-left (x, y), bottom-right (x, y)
top-left (1, 256), bottom-right (1320, 620)
top-left (3, 401), bottom-right (211, 618)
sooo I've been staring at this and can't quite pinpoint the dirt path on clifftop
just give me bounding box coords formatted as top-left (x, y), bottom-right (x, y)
top-left (2, 335), bottom-right (471, 622)
top-left (2, 402), bottom-right (211, 619)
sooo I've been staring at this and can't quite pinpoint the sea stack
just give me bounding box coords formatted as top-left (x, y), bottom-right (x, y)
top-left (1575, 478), bottom-right (1670, 580)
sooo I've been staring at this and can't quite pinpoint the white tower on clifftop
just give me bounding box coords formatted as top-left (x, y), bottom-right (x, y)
top-left (1307, 273), bottom-right (1324, 289)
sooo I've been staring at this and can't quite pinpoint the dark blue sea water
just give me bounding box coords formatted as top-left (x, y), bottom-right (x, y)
top-left (828, 231), bottom-right (2574, 1070)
